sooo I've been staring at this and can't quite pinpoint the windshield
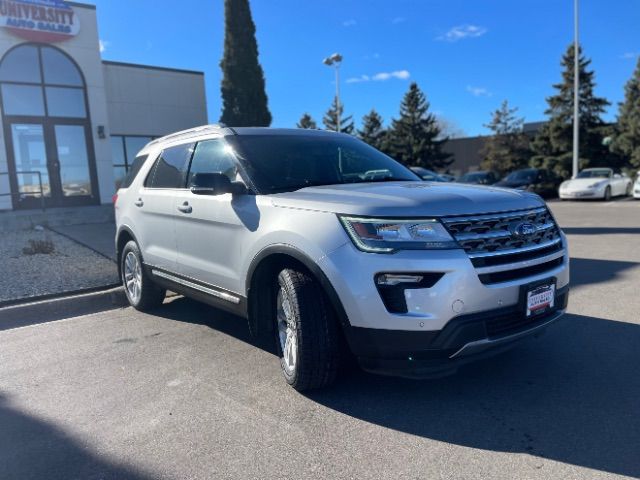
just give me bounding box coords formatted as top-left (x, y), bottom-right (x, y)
top-left (228, 134), bottom-right (419, 193)
top-left (505, 169), bottom-right (537, 183)
top-left (577, 169), bottom-right (611, 179)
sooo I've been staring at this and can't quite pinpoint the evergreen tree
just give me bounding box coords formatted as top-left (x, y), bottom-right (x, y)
top-left (296, 113), bottom-right (317, 129)
top-left (611, 58), bottom-right (640, 169)
top-left (530, 44), bottom-right (610, 178)
top-left (386, 82), bottom-right (451, 169)
top-left (480, 100), bottom-right (531, 176)
top-left (219, 0), bottom-right (271, 127)
top-left (357, 109), bottom-right (386, 150)
top-left (322, 97), bottom-right (354, 134)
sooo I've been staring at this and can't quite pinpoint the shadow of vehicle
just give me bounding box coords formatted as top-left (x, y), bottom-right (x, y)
top-left (305, 313), bottom-right (640, 478)
top-left (563, 227), bottom-right (640, 235)
top-left (570, 257), bottom-right (639, 288)
top-left (0, 393), bottom-right (154, 480)
top-left (152, 293), bottom-right (640, 478)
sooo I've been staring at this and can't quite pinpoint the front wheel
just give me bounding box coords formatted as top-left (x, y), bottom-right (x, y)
top-left (603, 186), bottom-right (612, 202)
top-left (121, 240), bottom-right (166, 311)
top-left (275, 268), bottom-right (340, 391)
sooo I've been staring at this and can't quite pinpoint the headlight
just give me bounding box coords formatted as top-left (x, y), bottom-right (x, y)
top-left (338, 216), bottom-right (459, 253)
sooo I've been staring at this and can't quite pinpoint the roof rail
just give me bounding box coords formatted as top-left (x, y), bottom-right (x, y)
top-left (148, 124), bottom-right (227, 146)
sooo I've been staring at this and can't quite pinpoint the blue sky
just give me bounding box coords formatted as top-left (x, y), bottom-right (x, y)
top-left (91, 0), bottom-right (638, 137)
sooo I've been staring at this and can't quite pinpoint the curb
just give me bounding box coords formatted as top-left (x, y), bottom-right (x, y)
top-left (0, 286), bottom-right (128, 331)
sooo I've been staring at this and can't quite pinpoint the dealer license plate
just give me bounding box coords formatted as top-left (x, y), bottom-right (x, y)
top-left (526, 284), bottom-right (555, 317)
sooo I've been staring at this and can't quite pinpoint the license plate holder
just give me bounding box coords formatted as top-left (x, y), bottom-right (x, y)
top-left (521, 278), bottom-right (556, 318)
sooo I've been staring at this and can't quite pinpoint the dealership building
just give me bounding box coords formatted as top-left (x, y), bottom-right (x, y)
top-left (0, 0), bottom-right (208, 212)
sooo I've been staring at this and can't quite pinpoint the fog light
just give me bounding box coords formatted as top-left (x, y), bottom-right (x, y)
top-left (376, 274), bottom-right (424, 286)
top-left (375, 272), bottom-right (445, 314)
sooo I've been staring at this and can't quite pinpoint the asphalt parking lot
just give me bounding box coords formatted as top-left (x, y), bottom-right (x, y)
top-left (1, 199), bottom-right (639, 480)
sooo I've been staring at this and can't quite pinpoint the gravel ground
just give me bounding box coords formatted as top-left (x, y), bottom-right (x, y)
top-left (0, 227), bottom-right (118, 303)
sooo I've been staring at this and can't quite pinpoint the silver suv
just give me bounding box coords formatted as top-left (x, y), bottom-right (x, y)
top-left (114, 125), bottom-right (569, 391)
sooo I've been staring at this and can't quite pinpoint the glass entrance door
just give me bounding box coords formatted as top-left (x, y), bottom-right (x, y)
top-left (9, 123), bottom-right (52, 208)
top-left (1, 44), bottom-right (98, 210)
top-left (53, 124), bottom-right (93, 202)
top-left (7, 122), bottom-right (95, 208)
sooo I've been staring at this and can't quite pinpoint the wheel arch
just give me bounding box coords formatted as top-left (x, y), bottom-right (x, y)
top-left (246, 245), bottom-right (349, 337)
top-left (115, 226), bottom-right (139, 277)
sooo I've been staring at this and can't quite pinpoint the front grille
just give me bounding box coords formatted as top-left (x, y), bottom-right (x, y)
top-left (442, 207), bottom-right (564, 284)
top-left (477, 257), bottom-right (564, 284)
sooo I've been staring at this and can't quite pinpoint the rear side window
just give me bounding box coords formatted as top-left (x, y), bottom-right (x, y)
top-left (119, 155), bottom-right (147, 189)
top-left (146, 143), bottom-right (195, 188)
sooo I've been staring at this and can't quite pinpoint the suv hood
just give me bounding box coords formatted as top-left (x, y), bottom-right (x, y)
top-left (270, 181), bottom-right (544, 217)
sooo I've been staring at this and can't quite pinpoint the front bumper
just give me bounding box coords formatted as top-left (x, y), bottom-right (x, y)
top-left (319, 236), bottom-right (570, 332)
top-left (344, 286), bottom-right (569, 379)
top-left (559, 190), bottom-right (601, 199)
top-left (318, 229), bottom-right (570, 378)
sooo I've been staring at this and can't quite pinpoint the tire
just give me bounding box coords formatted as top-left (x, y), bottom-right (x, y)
top-left (603, 186), bottom-right (611, 202)
top-left (275, 268), bottom-right (340, 391)
top-left (626, 183), bottom-right (632, 196)
top-left (121, 240), bottom-right (165, 311)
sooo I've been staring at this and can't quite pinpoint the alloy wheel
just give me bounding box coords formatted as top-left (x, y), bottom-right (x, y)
top-left (124, 251), bottom-right (142, 303)
top-left (277, 287), bottom-right (297, 375)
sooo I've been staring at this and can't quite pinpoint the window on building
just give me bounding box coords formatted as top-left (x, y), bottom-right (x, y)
top-left (111, 135), bottom-right (153, 189)
top-left (0, 45), bottom-right (87, 118)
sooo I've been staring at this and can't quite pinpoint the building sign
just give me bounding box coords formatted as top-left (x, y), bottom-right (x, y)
top-left (0, 0), bottom-right (79, 43)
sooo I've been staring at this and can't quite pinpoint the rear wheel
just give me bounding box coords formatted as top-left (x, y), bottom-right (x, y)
top-left (121, 240), bottom-right (165, 311)
top-left (275, 268), bottom-right (340, 391)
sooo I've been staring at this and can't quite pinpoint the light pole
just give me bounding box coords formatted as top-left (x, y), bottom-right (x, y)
top-left (572, 0), bottom-right (580, 178)
top-left (323, 53), bottom-right (343, 132)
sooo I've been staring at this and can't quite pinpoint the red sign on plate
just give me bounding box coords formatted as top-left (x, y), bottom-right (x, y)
top-left (526, 284), bottom-right (555, 317)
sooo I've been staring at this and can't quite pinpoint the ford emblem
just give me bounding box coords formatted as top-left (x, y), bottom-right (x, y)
top-left (512, 222), bottom-right (537, 237)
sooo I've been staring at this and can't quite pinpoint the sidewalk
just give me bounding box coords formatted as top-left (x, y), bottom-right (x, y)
top-left (49, 222), bottom-right (117, 261)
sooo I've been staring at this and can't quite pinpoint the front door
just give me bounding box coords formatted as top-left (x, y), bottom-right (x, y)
top-left (5, 121), bottom-right (96, 209)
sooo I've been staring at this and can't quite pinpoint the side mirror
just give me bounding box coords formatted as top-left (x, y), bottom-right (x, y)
top-left (613, 173), bottom-right (622, 179)
top-left (190, 172), bottom-right (246, 196)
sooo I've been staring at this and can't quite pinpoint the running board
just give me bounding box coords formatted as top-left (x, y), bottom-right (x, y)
top-left (151, 269), bottom-right (241, 305)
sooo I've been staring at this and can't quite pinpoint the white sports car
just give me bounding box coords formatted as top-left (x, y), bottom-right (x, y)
top-left (558, 168), bottom-right (632, 201)
top-left (634, 175), bottom-right (640, 199)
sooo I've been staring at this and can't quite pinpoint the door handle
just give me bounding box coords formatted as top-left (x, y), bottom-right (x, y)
top-left (134, 198), bottom-right (144, 207)
top-left (177, 202), bottom-right (192, 214)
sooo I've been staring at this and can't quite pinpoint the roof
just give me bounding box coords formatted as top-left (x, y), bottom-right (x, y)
top-left (232, 127), bottom-right (342, 137)
top-left (146, 125), bottom-right (346, 149)
top-left (102, 60), bottom-right (204, 76)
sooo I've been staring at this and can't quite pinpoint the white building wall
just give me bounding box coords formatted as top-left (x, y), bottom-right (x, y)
top-left (0, 2), bottom-right (114, 206)
top-left (103, 63), bottom-right (208, 138)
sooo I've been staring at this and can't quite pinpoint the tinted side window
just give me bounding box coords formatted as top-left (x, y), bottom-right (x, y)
top-left (146, 143), bottom-right (195, 188)
top-left (187, 139), bottom-right (238, 187)
top-left (120, 155), bottom-right (148, 189)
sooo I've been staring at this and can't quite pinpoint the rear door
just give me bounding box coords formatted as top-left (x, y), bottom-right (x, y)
top-left (134, 142), bottom-right (194, 273)
top-left (173, 137), bottom-right (253, 295)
